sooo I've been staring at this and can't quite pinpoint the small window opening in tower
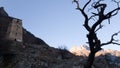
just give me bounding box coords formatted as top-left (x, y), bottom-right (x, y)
top-left (15, 33), bottom-right (17, 36)
top-left (16, 25), bottom-right (19, 30)
top-left (14, 39), bottom-right (16, 41)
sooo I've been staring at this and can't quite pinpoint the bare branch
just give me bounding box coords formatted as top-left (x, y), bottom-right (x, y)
top-left (105, 0), bottom-right (120, 19)
top-left (95, 24), bottom-right (104, 32)
top-left (112, 0), bottom-right (120, 7)
top-left (101, 31), bottom-right (120, 46)
top-left (112, 42), bottom-right (120, 45)
top-left (105, 0), bottom-right (120, 24)
top-left (91, 2), bottom-right (107, 31)
top-left (83, 0), bottom-right (92, 10)
top-left (91, 1), bottom-right (120, 31)
top-left (73, 0), bottom-right (91, 31)
top-left (108, 18), bottom-right (110, 24)
top-left (105, 7), bottom-right (120, 19)
top-left (89, 12), bottom-right (99, 20)
top-left (73, 0), bottom-right (82, 11)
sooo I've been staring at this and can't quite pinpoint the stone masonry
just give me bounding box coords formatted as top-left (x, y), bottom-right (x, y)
top-left (0, 7), bottom-right (23, 42)
top-left (6, 18), bottom-right (23, 42)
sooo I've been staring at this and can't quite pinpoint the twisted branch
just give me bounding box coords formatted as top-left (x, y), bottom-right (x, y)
top-left (101, 31), bottom-right (120, 46)
top-left (73, 0), bottom-right (91, 31)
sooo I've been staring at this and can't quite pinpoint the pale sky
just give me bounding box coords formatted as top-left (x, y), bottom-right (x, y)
top-left (0, 0), bottom-right (120, 51)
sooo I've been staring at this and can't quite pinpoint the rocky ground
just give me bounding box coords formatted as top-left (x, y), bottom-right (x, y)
top-left (0, 40), bottom-right (76, 68)
top-left (0, 40), bottom-right (120, 68)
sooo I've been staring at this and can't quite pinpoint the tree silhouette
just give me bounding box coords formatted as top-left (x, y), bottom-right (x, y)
top-left (73, 0), bottom-right (120, 68)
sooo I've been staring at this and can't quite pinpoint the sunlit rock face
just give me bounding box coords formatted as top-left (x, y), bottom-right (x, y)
top-left (70, 45), bottom-right (120, 57)
top-left (70, 45), bottom-right (90, 56)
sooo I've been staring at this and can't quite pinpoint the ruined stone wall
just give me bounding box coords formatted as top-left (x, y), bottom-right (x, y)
top-left (0, 17), bottom-right (11, 39)
top-left (0, 7), bottom-right (23, 42)
top-left (6, 18), bottom-right (23, 42)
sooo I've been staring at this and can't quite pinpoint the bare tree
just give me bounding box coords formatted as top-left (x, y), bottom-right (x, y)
top-left (73, 0), bottom-right (120, 68)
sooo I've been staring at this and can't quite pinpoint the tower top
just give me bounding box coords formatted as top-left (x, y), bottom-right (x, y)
top-left (0, 7), bottom-right (9, 16)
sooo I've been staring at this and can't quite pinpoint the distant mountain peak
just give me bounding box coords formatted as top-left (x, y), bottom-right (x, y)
top-left (70, 45), bottom-right (120, 57)
top-left (69, 45), bottom-right (90, 56)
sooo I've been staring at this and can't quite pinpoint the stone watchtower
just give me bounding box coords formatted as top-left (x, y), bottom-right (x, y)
top-left (6, 18), bottom-right (23, 42)
top-left (0, 7), bottom-right (23, 42)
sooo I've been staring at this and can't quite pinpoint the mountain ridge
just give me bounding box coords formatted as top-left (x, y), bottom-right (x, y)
top-left (70, 45), bottom-right (120, 57)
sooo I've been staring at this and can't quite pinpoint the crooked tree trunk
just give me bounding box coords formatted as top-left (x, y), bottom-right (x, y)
top-left (84, 51), bottom-right (95, 68)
